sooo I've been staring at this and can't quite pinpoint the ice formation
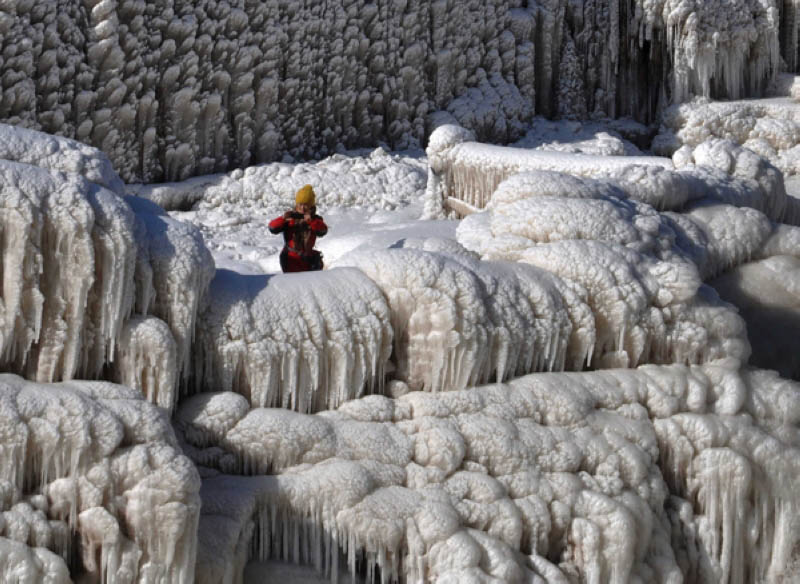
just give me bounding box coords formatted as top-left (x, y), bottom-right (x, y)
top-left (654, 93), bottom-right (800, 178)
top-left (180, 359), bottom-right (800, 583)
top-left (0, 123), bottom-right (214, 409)
top-left (0, 0), bottom-right (791, 182)
top-left (195, 268), bottom-right (392, 413)
top-left (425, 124), bottom-right (672, 216)
top-left (332, 243), bottom-right (593, 392)
top-left (125, 196), bottom-right (215, 388)
top-left (0, 373), bottom-right (200, 583)
top-left (0, 157), bottom-right (138, 382)
top-left (2, 19), bottom-right (800, 580)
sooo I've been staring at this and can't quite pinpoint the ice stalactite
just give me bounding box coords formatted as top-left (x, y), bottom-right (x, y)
top-left (113, 316), bottom-right (178, 414)
top-left (125, 196), bottom-right (215, 390)
top-left (0, 160), bottom-right (137, 383)
top-left (180, 360), bottom-right (800, 583)
top-left (0, 124), bottom-right (214, 409)
top-left (194, 268), bottom-right (392, 413)
top-left (0, 374), bottom-right (201, 583)
top-left (653, 365), bottom-right (800, 583)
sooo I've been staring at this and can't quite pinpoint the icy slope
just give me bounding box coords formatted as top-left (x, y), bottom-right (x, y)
top-left (0, 374), bottom-right (200, 583)
top-left (179, 362), bottom-right (800, 584)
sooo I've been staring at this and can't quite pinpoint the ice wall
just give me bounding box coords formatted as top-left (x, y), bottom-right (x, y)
top-left (0, 373), bottom-right (200, 583)
top-left (178, 361), bottom-right (800, 583)
top-left (0, 0), bottom-right (787, 182)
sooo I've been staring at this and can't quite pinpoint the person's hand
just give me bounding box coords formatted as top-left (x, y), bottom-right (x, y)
top-left (304, 213), bottom-right (312, 223)
top-left (283, 210), bottom-right (293, 219)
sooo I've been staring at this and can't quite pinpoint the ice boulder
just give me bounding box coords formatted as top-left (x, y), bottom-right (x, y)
top-left (0, 374), bottom-right (200, 583)
top-left (195, 268), bottom-right (392, 413)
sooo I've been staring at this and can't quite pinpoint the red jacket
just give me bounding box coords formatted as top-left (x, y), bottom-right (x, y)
top-left (269, 211), bottom-right (327, 272)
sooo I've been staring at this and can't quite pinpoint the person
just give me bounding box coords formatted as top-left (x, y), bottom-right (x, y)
top-left (269, 184), bottom-right (328, 272)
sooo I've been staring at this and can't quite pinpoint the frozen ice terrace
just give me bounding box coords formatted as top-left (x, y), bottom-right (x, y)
top-left (2, 104), bottom-right (800, 584)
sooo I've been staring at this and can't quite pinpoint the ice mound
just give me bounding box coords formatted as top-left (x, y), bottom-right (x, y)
top-left (0, 373), bottom-right (200, 583)
top-left (333, 244), bottom-right (590, 392)
top-left (458, 172), bottom-right (753, 368)
top-left (179, 361), bottom-right (800, 583)
top-left (654, 98), bottom-right (800, 179)
top-left (671, 138), bottom-right (800, 224)
top-left (194, 268), bottom-right (392, 413)
top-left (0, 159), bottom-right (137, 383)
top-left (0, 124), bottom-right (214, 411)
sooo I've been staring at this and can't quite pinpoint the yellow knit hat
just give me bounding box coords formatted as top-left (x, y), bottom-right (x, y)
top-left (295, 184), bottom-right (316, 205)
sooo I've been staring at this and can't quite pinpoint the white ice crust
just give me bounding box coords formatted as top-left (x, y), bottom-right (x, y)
top-left (195, 268), bottom-right (392, 413)
top-left (180, 360), bottom-right (800, 584)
